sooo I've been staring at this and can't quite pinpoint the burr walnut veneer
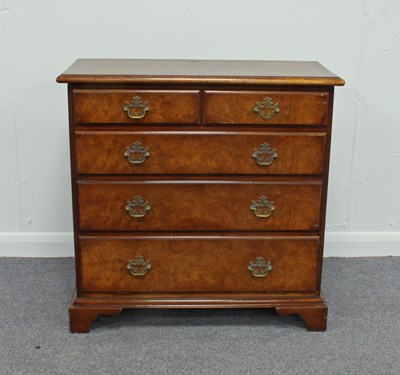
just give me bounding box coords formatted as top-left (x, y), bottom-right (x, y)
top-left (57, 59), bottom-right (344, 333)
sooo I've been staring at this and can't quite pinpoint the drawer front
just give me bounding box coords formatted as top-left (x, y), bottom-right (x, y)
top-left (80, 236), bottom-right (319, 293)
top-left (78, 181), bottom-right (321, 231)
top-left (73, 90), bottom-right (200, 124)
top-left (75, 131), bottom-right (326, 175)
top-left (205, 91), bottom-right (329, 125)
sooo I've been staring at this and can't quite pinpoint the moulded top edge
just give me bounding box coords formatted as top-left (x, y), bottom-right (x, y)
top-left (56, 59), bottom-right (345, 86)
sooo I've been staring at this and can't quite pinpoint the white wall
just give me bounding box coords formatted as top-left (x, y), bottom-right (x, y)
top-left (1, 0), bottom-right (399, 256)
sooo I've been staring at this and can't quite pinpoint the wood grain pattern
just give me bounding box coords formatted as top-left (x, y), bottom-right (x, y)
top-left (57, 59), bottom-right (345, 86)
top-left (205, 91), bottom-right (329, 125)
top-left (73, 90), bottom-right (200, 124)
top-left (78, 181), bottom-right (322, 231)
top-left (75, 131), bottom-right (326, 175)
top-left (57, 59), bottom-right (343, 332)
top-left (80, 236), bottom-right (319, 293)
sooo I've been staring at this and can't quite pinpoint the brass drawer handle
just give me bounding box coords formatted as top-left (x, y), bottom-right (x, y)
top-left (252, 143), bottom-right (278, 166)
top-left (124, 142), bottom-right (150, 164)
top-left (248, 256), bottom-right (272, 278)
top-left (253, 97), bottom-right (280, 121)
top-left (123, 96), bottom-right (150, 119)
top-left (125, 196), bottom-right (151, 218)
top-left (250, 196), bottom-right (275, 218)
top-left (127, 255), bottom-right (152, 276)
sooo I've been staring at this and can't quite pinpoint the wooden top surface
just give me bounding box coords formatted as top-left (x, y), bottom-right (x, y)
top-left (56, 59), bottom-right (345, 86)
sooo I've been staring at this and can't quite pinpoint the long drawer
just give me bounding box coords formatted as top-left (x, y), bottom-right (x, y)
top-left (80, 235), bottom-right (319, 293)
top-left (73, 90), bottom-right (200, 124)
top-left (78, 181), bottom-right (322, 231)
top-left (75, 131), bottom-right (326, 175)
top-left (204, 91), bottom-right (329, 125)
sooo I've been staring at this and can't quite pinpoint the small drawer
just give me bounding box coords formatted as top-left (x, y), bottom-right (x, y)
top-left (78, 180), bottom-right (321, 231)
top-left (75, 131), bottom-right (326, 175)
top-left (204, 91), bottom-right (329, 125)
top-left (80, 235), bottom-right (319, 293)
top-left (73, 90), bottom-right (200, 124)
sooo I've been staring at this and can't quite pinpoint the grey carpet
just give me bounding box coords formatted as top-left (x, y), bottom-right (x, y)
top-left (0, 257), bottom-right (399, 375)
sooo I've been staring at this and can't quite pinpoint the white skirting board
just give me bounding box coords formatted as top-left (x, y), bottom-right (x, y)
top-left (0, 233), bottom-right (74, 257)
top-left (0, 232), bottom-right (399, 257)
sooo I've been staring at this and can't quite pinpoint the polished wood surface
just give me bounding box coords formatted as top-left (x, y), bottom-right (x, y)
top-left (69, 288), bottom-right (328, 332)
top-left (74, 90), bottom-right (200, 124)
top-left (69, 306), bottom-right (122, 333)
top-left (78, 181), bottom-right (322, 231)
top-left (205, 91), bottom-right (328, 125)
top-left (276, 303), bottom-right (328, 331)
top-left (58, 59), bottom-right (344, 332)
top-left (57, 59), bottom-right (345, 86)
top-left (75, 130), bottom-right (326, 175)
top-left (68, 289), bottom-right (122, 333)
top-left (80, 236), bottom-right (319, 292)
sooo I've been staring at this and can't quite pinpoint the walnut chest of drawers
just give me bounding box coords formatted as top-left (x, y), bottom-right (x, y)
top-left (57, 59), bottom-right (344, 332)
